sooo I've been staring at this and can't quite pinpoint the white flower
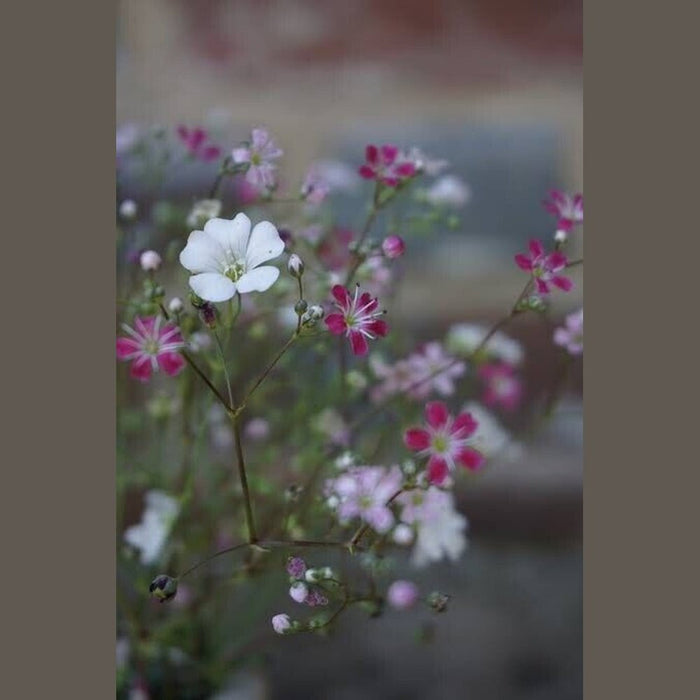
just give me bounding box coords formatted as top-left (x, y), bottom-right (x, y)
top-left (168, 297), bottom-right (184, 314)
top-left (272, 614), bottom-right (292, 634)
top-left (186, 199), bottom-right (222, 228)
top-left (397, 487), bottom-right (468, 567)
top-left (123, 490), bottom-right (179, 565)
top-left (425, 175), bottom-right (472, 208)
top-left (119, 200), bottom-right (138, 219)
top-left (404, 147), bottom-right (449, 176)
top-left (446, 323), bottom-right (523, 366)
top-left (179, 213), bottom-right (284, 302)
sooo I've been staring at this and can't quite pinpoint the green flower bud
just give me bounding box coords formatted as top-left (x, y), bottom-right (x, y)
top-left (427, 591), bottom-right (450, 613)
top-left (149, 575), bottom-right (178, 603)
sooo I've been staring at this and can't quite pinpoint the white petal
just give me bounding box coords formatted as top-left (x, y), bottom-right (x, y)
top-left (179, 230), bottom-right (225, 273)
top-left (236, 266), bottom-right (280, 293)
top-left (245, 221), bottom-right (284, 269)
top-left (189, 273), bottom-right (236, 302)
top-left (204, 214), bottom-right (251, 260)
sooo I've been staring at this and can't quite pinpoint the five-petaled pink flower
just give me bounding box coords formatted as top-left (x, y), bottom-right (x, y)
top-left (325, 284), bottom-right (388, 356)
top-left (176, 126), bottom-right (221, 162)
top-left (478, 362), bottom-right (523, 411)
top-left (404, 401), bottom-right (484, 485)
top-left (514, 239), bottom-right (573, 294)
top-left (232, 127), bottom-right (283, 191)
top-left (358, 145), bottom-right (416, 187)
top-left (543, 190), bottom-right (583, 232)
top-left (116, 316), bottom-right (186, 382)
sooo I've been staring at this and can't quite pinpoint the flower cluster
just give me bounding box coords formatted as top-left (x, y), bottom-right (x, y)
top-left (359, 144), bottom-right (417, 187)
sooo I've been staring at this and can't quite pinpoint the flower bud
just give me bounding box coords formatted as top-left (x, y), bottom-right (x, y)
top-left (289, 581), bottom-right (309, 603)
top-left (392, 523), bottom-right (414, 545)
top-left (199, 302), bottom-right (217, 329)
top-left (272, 613), bottom-right (292, 634)
top-left (387, 580), bottom-right (419, 610)
top-left (149, 575), bottom-right (178, 603)
top-left (427, 591), bottom-right (450, 613)
top-left (382, 235), bottom-right (406, 259)
top-left (301, 305), bottom-right (324, 326)
top-left (140, 250), bottom-right (162, 272)
top-left (286, 556), bottom-right (307, 579)
top-left (554, 229), bottom-right (568, 243)
top-left (294, 299), bottom-right (308, 315)
top-left (168, 297), bottom-right (184, 314)
top-left (119, 199), bottom-right (138, 220)
top-left (287, 254), bottom-right (304, 278)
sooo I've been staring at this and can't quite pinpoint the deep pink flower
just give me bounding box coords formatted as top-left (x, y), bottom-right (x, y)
top-left (514, 239), bottom-right (572, 294)
top-left (325, 284), bottom-right (388, 356)
top-left (358, 144), bottom-right (416, 187)
top-left (404, 401), bottom-right (484, 485)
top-left (116, 316), bottom-right (185, 382)
top-left (543, 190), bottom-right (583, 232)
top-left (176, 125), bottom-right (221, 162)
top-left (478, 362), bottom-right (523, 411)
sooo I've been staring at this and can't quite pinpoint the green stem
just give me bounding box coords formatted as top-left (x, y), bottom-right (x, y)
top-left (233, 417), bottom-right (257, 543)
top-left (182, 351), bottom-right (232, 413)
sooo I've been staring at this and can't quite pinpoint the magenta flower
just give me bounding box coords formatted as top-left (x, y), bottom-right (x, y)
top-left (404, 401), bottom-right (484, 485)
top-left (543, 190), bottom-right (583, 232)
top-left (325, 284), bottom-right (388, 356)
top-left (554, 308), bottom-right (584, 355)
top-left (514, 239), bottom-right (572, 294)
top-left (358, 144), bottom-right (416, 187)
top-left (176, 125), bottom-right (221, 162)
top-left (478, 362), bottom-right (523, 412)
top-left (232, 127), bottom-right (283, 191)
top-left (116, 316), bottom-right (185, 382)
top-left (382, 235), bottom-right (406, 259)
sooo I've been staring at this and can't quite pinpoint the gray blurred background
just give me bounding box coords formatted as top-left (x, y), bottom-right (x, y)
top-left (117, 1), bottom-right (582, 698)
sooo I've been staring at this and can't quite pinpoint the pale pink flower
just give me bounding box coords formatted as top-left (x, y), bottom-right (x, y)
top-left (478, 362), bottom-right (523, 411)
top-left (397, 487), bottom-right (468, 567)
top-left (325, 284), bottom-right (388, 356)
top-left (387, 580), bottom-right (419, 610)
top-left (325, 465), bottom-right (403, 534)
top-left (358, 144), bottom-right (416, 187)
top-left (176, 125), bottom-right (221, 162)
top-left (116, 316), bottom-right (185, 382)
top-left (514, 239), bottom-right (572, 295)
top-left (139, 250), bottom-right (161, 271)
top-left (405, 343), bottom-right (466, 400)
top-left (272, 614), bottom-right (292, 634)
top-left (300, 165), bottom-right (330, 205)
top-left (244, 418), bottom-right (270, 441)
top-left (404, 401), bottom-right (484, 485)
top-left (232, 127), bottom-right (283, 191)
top-left (543, 190), bottom-right (583, 232)
top-left (554, 308), bottom-right (584, 355)
top-left (382, 235), bottom-right (405, 259)
top-left (289, 582), bottom-right (309, 603)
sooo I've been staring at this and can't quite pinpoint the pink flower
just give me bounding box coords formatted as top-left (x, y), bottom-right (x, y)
top-left (404, 401), bottom-right (484, 485)
top-left (358, 144), bottom-right (416, 187)
top-left (382, 235), bottom-right (405, 259)
top-left (232, 127), bottom-right (283, 191)
top-left (514, 239), bottom-right (573, 294)
top-left (554, 308), bottom-right (584, 355)
top-left (176, 125), bottom-right (221, 162)
top-left (543, 190), bottom-right (583, 232)
top-left (289, 581), bottom-right (309, 603)
top-left (325, 465), bottom-right (403, 534)
top-left (387, 580), bottom-right (419, 610)
top-left (325, 284), bottom-right (388, 356)
top-left (272, 613), bottom-right (292, 634)
top-left (116, 316), bottom-right (185, 382)
top-left (300, 165), bottom-right (331, 205)
top-left (478, 362), bottom-right (523, 411)
top-left (286, 556), bottom-right (307, 579)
